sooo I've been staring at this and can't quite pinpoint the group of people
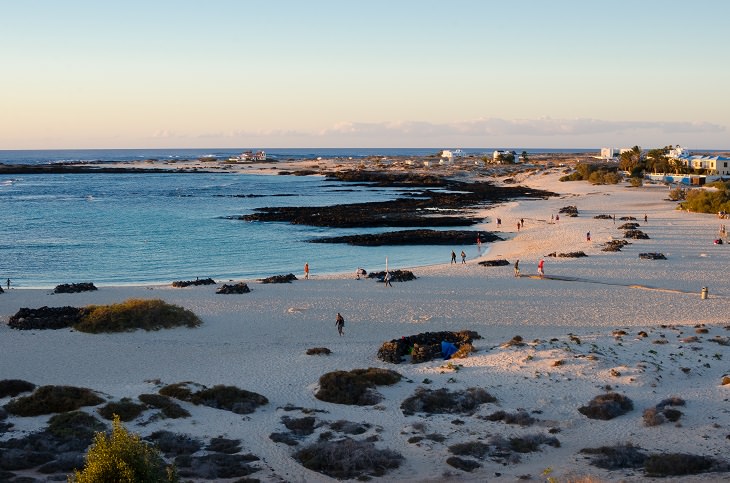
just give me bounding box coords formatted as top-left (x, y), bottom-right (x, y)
top-left (450, 250), bottom-right (466, 264)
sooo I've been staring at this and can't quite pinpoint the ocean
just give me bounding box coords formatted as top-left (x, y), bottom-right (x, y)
top-left (0, 147), bottom-right (595, 288)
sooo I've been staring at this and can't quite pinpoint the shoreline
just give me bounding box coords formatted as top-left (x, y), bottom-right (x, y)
top-left (1, 167), bottom-right (729, 482)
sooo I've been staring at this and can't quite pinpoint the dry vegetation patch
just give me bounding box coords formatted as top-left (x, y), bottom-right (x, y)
top-left (578, 392), bottom-right (633, 420)
top-left (294, 438), bottom-right (403, 479)
top-left (401, 387), bottom-right (496, 416)
top-left (4, 385), bottom-right (104, 416)
top-left (159, 382), bottom-right (268, 414)
top-left (315, 368), bottom-right (402, 406)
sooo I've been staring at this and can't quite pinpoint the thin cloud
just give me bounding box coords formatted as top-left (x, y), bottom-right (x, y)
top-left (318, 118), bottom-right (725, 138)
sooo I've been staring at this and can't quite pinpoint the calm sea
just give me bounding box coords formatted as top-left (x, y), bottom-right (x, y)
top-left (0, 147), bottom-right (593, 288)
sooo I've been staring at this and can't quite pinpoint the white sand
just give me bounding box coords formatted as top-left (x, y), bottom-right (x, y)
top-left (1, 169), bottom-right (729, 482)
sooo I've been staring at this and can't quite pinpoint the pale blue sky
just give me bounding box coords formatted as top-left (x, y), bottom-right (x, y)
top-left (2, 0), bottom-right (728, 149)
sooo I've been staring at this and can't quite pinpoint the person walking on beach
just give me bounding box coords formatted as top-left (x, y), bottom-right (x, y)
top-left (517, 222), bottom-right (521, 231)
top-left (586, 231), bottom-right (591, 242)
top-left (644, 214), bottom-right (648, 223)
top-left (451, 250), bottom-right (456, 264)
top-left (496, 217), bottom-right (501, 227)
top-left (555, 214), bottom-right (559, 223)
top-left (383, 271), bottom-right (392, 287)
top-left (514, 259), bottom-right (520, 277)
top-left (5, 278), bottom-right (9, 290)
top-left (520, 218), bottom-right (524, 229)
top-left (538, 258), bottom-right (545, 278)
top-left (335, 313), bottom-right (345, 336)
top-left (460, 250), bottom-right (466, 264)
top-left (304, 262), bottom-right (309, 280)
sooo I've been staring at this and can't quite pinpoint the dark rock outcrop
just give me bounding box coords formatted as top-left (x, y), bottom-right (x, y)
top-left (8, 306), bottom-right (84, 330)
top-left (172, 278), bottom-right (216, 288)
top-left (559, 205), bottom-right (579, 217)
top-left (639, 253), bottom-right (666, 260)
top-left (625, 230), bottom-right (650, 240)
top-left (216, 283), bottom-right (250, 294)
top-left (557, 251), bottom-right (588, 258)
top-left (310, 230), bottom-right (500, 246)
top-left (259, 273), bottom-right (297, 283)
top-left (618, 222), bottom-right (640, 230)
top-left (377, 330), bottom-right (481, 364)
top-left (478, 259), bottom-right (510, 266)
top-left (53, 283), bottom-right (97, 294)
top-left (367, 270), bottom-right (416, 282)
top-left (237, 172), bottom-right (556, 228)
top-left (603, 240), bottom-right (630, 252)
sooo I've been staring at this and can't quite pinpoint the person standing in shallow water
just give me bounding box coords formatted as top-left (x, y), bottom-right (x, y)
top-left (514, 259), bottom-right (520, 277)
top-left (451, 250), bottom-right (456, 264)
top-left (538, 258), bottom-right (545, 278)
top-left (5, 278), bottom-right (9, 290)
top-left (335, 313), bottom-right (345, 336)
top-left (461, 250), bottom-right (466, 264)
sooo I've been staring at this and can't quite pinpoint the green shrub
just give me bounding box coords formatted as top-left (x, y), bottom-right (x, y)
top-left (70, 415), bottom-right (177, 482)
top-left (74, 299), bottom-right (202, 333)
top-left (448, 441), bottom-right (490, 458)
top-left (679, 187), bottom-right (730, 214)
top-left (98, 398), bottom-right (146, 421)
top-left (580, 443), bottom-right (647, 470)
top-left (4, 385), bottom-right (104, 416)
top-left (0, 379), bottom-right (36, 398)
top-left (158, 382), bottom-right (195, 402)
top-left (560, 163), bottom-right (621, 185)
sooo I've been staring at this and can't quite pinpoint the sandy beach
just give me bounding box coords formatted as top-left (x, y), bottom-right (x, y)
top-left (1, 165), bottom-right (729, 482)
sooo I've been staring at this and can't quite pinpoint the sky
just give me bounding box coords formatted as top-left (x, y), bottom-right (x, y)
top-left (2, 0), bottom-right (729, 150)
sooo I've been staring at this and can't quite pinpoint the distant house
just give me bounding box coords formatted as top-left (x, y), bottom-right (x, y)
top-left (600, 148), bottom-right (615, 160)
top-left (229, 150), bottom-right (267, 162)
top-left (492, 150), bottom-right (516, 164)
top-left (685, 155), bottom-right (730, 176)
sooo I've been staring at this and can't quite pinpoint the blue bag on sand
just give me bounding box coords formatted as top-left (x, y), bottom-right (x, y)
top-left (441, 341), bottom-right (458, 360)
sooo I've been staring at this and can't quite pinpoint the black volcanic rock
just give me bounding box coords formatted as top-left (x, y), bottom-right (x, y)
top-left (216, 283), bottom-right (251, 294)
top-left (53, 283), bottom-right (97, 294)
top-left (259, 274), bottom-right (298, 283)
top-left (236, 171), bottom-right (555, 228)
top-left (310, 230), bottom-right (500, 246)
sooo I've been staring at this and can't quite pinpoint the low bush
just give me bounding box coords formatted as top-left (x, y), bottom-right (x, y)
top-left (446, 456), bottom-right (481, 472)
top-left (580, 443), bottom-right (647, 470)
top-left (329, 420), bottom-right (370, 435)
top-left (145, 430), bottom-right (202, 457)
top-left (70, 415), bottom-right (176, 482)
top-left (294, 437), bottom-right (403, 479)
top-left (486, 410), bottom-right (535, 426)
top-left (5, 385), bottom-right (104, 416)
top-left (74, 299), bottom-right (202, 333)
top-left (206, 437), bottom-right (241, 454)
top-left (578, 392), bottom-right (633, 420)
top-left (97, 398), bottom-right (146, 421)
top-left (138, 394), bottom-right (191, 419)
top-left (644, 453), bottom-right (717, 476)
top-left (315, 368), bottom-right (402, 406)
top-left (47, 411), bottom-right (105, 440)
top-left (509, 434), bottom-right (560, 453)
top-left (401, 387), bottom-right (496, 416)
top-left (281, 416), bottom-right (317, 436)
top-left (191, 385), bottom-right (269, 414)
top-left (0, 379), bottom-right (36, 398)
top-left (449, 441), bottom-right (490, 458)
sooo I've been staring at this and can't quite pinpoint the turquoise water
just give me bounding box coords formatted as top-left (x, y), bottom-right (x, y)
top-left (0, 171), bottom-right (489, 288)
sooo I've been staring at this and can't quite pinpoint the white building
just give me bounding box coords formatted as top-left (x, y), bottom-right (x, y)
top-left (600, 147), bottom-right (615, 160)
top-left (684, 155), bottom-right (730, 176)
